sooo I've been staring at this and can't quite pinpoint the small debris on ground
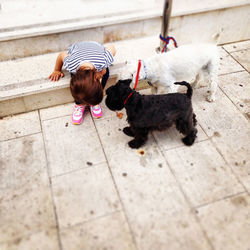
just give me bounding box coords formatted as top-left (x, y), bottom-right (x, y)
top-left (87, 161), bottom-right (93, 166)
top-left (116, 112), bottom-right (124, 119)
top-left (213, 131), bottom-right (221, 137)
top-left (138, 149), bottom-right (146, 156)
top-left (122, 173), bottom-right (127, 177)
top-left (65, 122), bottom-right (68, 127)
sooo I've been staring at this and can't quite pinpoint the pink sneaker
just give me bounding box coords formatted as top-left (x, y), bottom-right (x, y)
top-left (72, 104), bottom-right (85, 125)
top-left (90, 104), bottom-right (103, 118)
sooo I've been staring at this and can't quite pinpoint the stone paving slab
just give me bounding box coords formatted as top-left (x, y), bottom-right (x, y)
top-left (197, 193), bottom-right (250, 250)
top-left (218, 47), bottom-right (245, 75)
top-left (0, 134), bottom-right (57, 246)
top-left (51, 163), bottom-right (121, 228)
top-left (164, 140), bottom-right (244, 207)
top-left (223, 40), bottom-right (250, 52)
top-left (153, 124), bottom-right (207, 151)
top-left (41, 114), bottom-right (106, 177)
top-left (230, 49), bottom-right (250, 72)
top-left (60, 211), bottom-right (136, 250)
top-left (0, 229), bottom-right (60, 250)
top-left (192, 87), bottom-right (250, 192)
top-left (39, 103), bottom-right (73, 121)
top-left (219, 71), bottom-right (250, 116)
top-left (0, 111), bottom-right (41, 141)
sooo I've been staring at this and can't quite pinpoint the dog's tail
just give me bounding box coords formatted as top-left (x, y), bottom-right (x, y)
top-left (174, 81), bottom-right (192, 99)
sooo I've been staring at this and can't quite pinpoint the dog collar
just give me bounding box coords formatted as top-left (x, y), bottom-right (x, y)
top-left (123, 91), bottom-right (134, 105)
top-left (123, 60), bottom-right (142, 105)
top-left (147, 81), bottom-right (153, 86)
top-left (141, 60), bottom-right (152, 86)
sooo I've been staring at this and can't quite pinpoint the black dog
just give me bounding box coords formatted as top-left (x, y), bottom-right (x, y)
top-left (105, 79), bottom-right (197, 149)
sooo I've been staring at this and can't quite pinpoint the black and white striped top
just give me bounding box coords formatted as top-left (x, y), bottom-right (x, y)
top-left (63, 41), bottom-right (114, 74)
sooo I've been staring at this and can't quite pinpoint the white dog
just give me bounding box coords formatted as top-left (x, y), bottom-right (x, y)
top-left (121, 43), bottom-right (219, 102)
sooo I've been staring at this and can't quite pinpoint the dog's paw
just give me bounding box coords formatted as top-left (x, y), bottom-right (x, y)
top-left (182, 129), bottom-right (197, 146)
top-left (123, 127), bottom-right (135, 137)
top-left (182, 136), bottom-right (195, 146)
top-left (206, 95), bottom-right (215, 102)
top-left (128, 139), bottom-right (142, 149)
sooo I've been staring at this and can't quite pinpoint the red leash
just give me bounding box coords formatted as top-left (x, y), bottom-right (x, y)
top-left (134, 60), bottom-right (141, 89)
top-left (123, 60), bottom-right (141, 105)
top-left (123, 35), bottom-right (178, 105)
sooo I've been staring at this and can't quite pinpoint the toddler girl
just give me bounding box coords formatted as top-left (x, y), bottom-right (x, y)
top-left (49, 41), bottom-right (116, 124)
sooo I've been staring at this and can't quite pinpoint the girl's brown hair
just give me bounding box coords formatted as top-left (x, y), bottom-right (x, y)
top-left (70, 69), bottom-right (103, 105)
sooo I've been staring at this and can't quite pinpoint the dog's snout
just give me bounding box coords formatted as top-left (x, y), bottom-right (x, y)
top-left (106, 88), bottom-right (111, 95)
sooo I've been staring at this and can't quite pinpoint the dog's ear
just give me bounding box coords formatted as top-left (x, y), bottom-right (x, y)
top-left (105, 85), bottom-right (114, 95)
top-left (119, 79), bottom-right (132, 86)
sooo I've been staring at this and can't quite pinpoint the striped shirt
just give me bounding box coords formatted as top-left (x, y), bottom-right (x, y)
top-left (63, 41), bottom-right (114, 74)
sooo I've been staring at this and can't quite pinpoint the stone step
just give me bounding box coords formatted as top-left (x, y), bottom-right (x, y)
top-left (0, 0), bottom-right (249, 61)
top-left (0, 35), bottom-right (160, 117)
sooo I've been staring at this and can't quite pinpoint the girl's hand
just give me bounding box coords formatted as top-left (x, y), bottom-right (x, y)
top-left (49, 71), bottom-right (64, 81)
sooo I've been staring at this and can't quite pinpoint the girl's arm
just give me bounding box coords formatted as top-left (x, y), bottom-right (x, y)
top-left (105, 44), bottom-right (116, 57)
top-left (49, 51), bottom-right (68, 81)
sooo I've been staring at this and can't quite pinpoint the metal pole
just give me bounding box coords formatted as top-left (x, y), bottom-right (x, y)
top-left (159, 0), bottom-right (172, 52)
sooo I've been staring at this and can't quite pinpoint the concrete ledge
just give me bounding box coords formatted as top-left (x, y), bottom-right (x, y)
top-left (0, 77), bottom-right (150, 117)
top-left (0, 36), bottom-right (159, 117)
top-left (0, 1), bottom-right (249, 61)
top-left (0, 35), bottom-right (158, 97)
top-left (1, 0), bottom-right (249, 40)
top-left (173, 0), bottom-right (250, 16)
top-left (0, 88), bottom-right (73, 118)
top-left (169, 4), bottom-right (250, 45)
top-left (0, 10), bottom-right (162, 42)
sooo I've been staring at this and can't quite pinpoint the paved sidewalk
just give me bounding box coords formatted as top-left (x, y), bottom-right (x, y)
top-left (0, 40), bottom-right (250, 250)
